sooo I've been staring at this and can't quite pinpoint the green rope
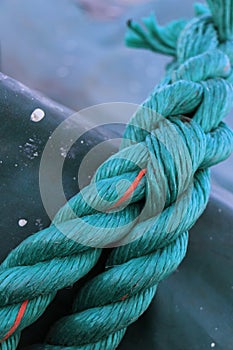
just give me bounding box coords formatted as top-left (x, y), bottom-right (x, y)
top-left (0, 1), bottom-right (233, 349)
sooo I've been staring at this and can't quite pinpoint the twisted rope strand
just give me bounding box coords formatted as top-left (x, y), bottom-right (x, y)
top-left (0, 300), bottom-right (28, 343)
top-left (27, 2), bottom-right (233, 349)
top-left (0, 166), bottom-right (149, 347)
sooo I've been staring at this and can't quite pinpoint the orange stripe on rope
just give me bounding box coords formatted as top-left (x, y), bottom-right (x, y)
top-left (0, 300), bottom-right (29, 343)
top-left (109, 168), bottom-right (147, 210)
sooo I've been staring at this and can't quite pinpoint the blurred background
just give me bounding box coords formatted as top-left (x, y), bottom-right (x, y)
top-left (0, 0), bottom-right (200, 110)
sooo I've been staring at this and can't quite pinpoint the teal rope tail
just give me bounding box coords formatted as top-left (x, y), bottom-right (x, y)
top-left (0, 161), bottom-right (151, 346)
top-left (25, 1), bottom-right (233, 349)
top-left (0, 1), bottom-right (233, 349)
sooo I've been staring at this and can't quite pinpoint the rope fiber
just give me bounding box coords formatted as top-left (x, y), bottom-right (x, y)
top-left (0, 1), bottom-right (233, 349)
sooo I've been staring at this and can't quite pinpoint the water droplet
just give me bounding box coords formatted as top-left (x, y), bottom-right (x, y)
top-left (35, 218), bottom-right (44, 230)
top-left (19, 139), bottom-right (39, 160)
top-left (18, 219), bottom-right (28, 227)
top-left (80, 140), bottom-right (84, 144)
top-left (30, 108), bottom-right (45, 122)
top-left (211, 342), bottom-right (216, 348)
top-left (60, 146), bottom-right (68, 158)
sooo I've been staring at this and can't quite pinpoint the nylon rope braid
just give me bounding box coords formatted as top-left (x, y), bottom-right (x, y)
top-left (0, 1), bottom-right (233, 349)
